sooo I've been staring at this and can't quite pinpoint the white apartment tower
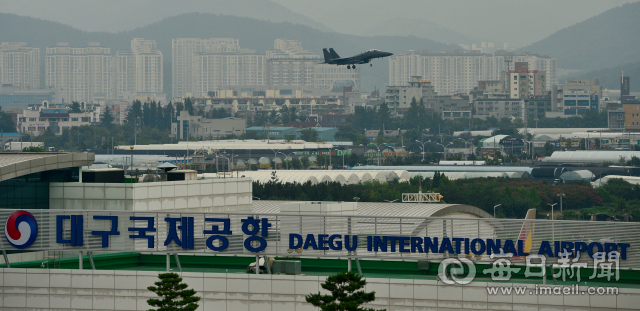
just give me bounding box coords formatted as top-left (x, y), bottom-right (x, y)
top-left (0, 42), bottom-right (40, 89)
top-left (116, 38), bottom-right (163, 97)
top-left (173, 38), bottom-right (263, 98)
top-left (389, 50), bottom-right (556, 95)
top-left (266, 39), bottom-right (321, 87)
top-left (45, 42), bottom-right (115, 103)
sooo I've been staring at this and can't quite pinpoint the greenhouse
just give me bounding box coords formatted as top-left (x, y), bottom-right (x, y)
top-left (542, 151), bottom-right (640, 164)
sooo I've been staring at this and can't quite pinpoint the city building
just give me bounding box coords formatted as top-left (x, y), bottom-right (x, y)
top-left (0, 42), bottom-right (40, 90)
top-left (0, 84), bottom-right (56, 109)
top-left (389, 50), bottom-right (556, 95)
top-left (45, 42), bottom-right (116, 103)
top-left (506, 62), bottom-right (546, 98)
top-left (266, 39), bottom-right (321, 87)
top-left (522, 95), bottom-right (552, 120)
top-left (313, 64), bottom-right (361, 92)
top-left (608, 109), bottom-right (625, 129)
top-left (473, 98), bottom-right (523, 119)
top-left (173, 38), bottom-right (264, 98)
top-left (426, 94), bottom-right (472, 118)
top-left (510, 53), bottom-right (557, 91)
top-left (116, 38), bottom-right (163, 98)
top-left (385, 76), bottom-right (436, 117)
top-left (15, 107), bottom-right (94, 135)
top-left (172, 110), bottom-right (246, 140)
top-left (623, 99), bottom-right (640, 130)
top-left (551, 79), bottom-right (601, 115)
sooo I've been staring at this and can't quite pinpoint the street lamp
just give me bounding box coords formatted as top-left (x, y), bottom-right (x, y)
top-left (435, 142), bottom-right (453, 161)
top-left (548, 203), bottom-right (557, 220)
top-left (279, 151), bottom-right (296, 170)
top-left (493, 204), bottom-right (501, 218)
top-left (557, 194), bottom-right (565, 219)
top-left (415, 140), bottom-right (427, 162)
top-left (353, 196), bottom-right (360, 203)
top-left (384, 199), bottom-right (398, 203)
top-left (270, 148), bottom-right (281, 170)
top-left (253, 197), bottom-right (261, 201)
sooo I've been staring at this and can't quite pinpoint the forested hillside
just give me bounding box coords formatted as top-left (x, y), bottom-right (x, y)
top-left (519, 2), bottom-right (640, 72)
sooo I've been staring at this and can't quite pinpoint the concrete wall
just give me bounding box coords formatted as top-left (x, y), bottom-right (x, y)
top-left (0, 268), bottom-right (637, 310)
top-left (49, 178), bottom-right (252, 212)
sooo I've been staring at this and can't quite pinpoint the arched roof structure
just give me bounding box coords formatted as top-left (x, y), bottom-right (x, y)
top-left (0, 152), bottom-right (94, 182)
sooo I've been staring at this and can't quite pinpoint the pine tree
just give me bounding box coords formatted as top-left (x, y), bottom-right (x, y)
top-left (147, 272), bottom-right (200, 311)
top-left (305, 271), bottom-right (384, 311)
top-left (101, 105), bottom-right (115, 128)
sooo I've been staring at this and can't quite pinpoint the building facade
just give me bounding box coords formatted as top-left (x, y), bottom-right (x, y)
top-left (313, 64), bottom-right (361, 92)
top-left (266, 39), bottom-right (321, 87)
top-left (116, 39), bottom-right (163, 98)
top-left (507, 62), bottom-right (546, 99)
top-left (172, 111), bottom-right (246, 140)
top-left (173, 38), bottom-right (263, 98)
top-left (473, 98), bottom-right (523, 119)
top-left (385, 76), bottom-right (436, 117)
top-left (551, 79), bottom-right (602, 116)
top-left (0, 42), bottom-right (40, 90)
top-left (45, 42), bottom-right (116, 103)
top-left (389, 50), bottom-right (556, 95)
top-left (15, 108), bottom-right (93, 135)
top-left (623, 100), bottom-right (640, 130)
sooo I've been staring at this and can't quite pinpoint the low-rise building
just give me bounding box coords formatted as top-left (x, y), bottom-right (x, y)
top-left (623, 100), bottom-right (640, 130)
top-left (385, 76), bottom-right (436, 117)
top-left (473, 98), bottom-right (522, 119)
top-left (506, 62), bottom-right (546, 99)
top-left (551, 79), bottom-right (601, 115)
top-left (171, 111), bottom-right (246, 140)
top-left (608, 109), bottom-right (625, 129)
top-left (15, 107), bottom-right (93, 135)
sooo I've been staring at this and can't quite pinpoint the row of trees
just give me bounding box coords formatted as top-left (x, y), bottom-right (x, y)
top-left (253, 174), bottom-right (632, 220)
top-left (334, 98), bottom-right (609, 145)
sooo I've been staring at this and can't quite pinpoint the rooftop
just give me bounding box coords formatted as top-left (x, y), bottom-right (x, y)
top-left (0, 152), bottom-right (94, 181)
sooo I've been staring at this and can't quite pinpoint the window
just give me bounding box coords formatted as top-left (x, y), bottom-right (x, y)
top-left (29, 118), bottom-right (36, 121)
top-left (72, 118), bottom-right (78, 122)
top-left (39, 118), bottom-right (46, 121)
top-left (62, 118), bottom-right (69, 122)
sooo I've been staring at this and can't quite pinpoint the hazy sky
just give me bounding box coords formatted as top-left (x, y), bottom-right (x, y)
top-left (272, 0), bottom-right (636, 47)
top-left (0, 0), bottom-right (637, 48)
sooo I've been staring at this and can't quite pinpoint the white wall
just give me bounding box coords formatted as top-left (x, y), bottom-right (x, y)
top-left (0, 268), bottom-right (638, 310)
top-left (50, 178), bottom-right (253, 213)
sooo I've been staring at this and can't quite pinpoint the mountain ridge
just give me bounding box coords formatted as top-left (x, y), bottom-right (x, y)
top-left (519, 2), bottom-right (640, 72)
top-left (0, 12), bottom-right (455, 96)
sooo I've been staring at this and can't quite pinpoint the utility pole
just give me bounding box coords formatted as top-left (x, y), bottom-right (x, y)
top-left (558, 193), bottom-right (565, 219)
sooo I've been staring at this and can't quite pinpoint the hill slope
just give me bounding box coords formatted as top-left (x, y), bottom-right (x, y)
top-left (359, 18), bottom-right (479, 45)
top-left (0, 0), bottom-right (333, 33)
top-left (519, 1), bottom-right (640, 72)
top-left (580, 61), bottom-right (640, 92)
top-left (0, 12), bottom-right (455, 95)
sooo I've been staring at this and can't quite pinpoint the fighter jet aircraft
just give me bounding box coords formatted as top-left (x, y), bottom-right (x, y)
top-left (321, 48), bottom-right (393, 69)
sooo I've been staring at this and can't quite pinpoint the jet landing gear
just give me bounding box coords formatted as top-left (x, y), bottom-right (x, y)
top-left (347, 65), bottom-right (356, 69)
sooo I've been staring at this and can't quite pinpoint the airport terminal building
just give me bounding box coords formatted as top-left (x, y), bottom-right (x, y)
top-left (0, 152), bottom-right (639, 310)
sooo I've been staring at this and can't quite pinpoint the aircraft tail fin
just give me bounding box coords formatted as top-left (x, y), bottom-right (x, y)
top-left (322, 48), bottom-right (332, 63)
top-left (329, 48), bottom-right (340, 59)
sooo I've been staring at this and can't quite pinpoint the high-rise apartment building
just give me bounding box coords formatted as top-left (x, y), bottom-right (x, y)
top-left (0, 42), bottom-right (40, 89)
top-left (116, 38), bottom-right (163, 97)
top-left (45, 42), bottom-right (115, 103)
top-left (389, 50), bottom-right (556, 96)
top-left (506, 62), bottom-right (546, 99)
top-left (173, 38), bottom-right (262, 98)
top-left (266, 39), bottom-right (321, 87)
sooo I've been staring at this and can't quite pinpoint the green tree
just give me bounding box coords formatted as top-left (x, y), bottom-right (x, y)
top-left (147, 272), bottom-right (200, 311)
top-left (300, 157), bottom-right (310, 169)
top-left (301, 128), bottom-right (319, 142)
top-left (0, 106), bottom-right (17, 132)
top-left (69, 101), bottom-right (82, 113)
top-left (22, 146), bottom-right (46, 152)
top-left (306, 271), bottom-right (384, 311)
top-left (543, 142), bottom-right (554, 156)
top-left (102, 105), bottom-right (115, 128)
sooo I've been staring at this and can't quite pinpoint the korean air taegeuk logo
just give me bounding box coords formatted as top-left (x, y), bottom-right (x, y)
top-left (5, 211), bottom-right (38, 249)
